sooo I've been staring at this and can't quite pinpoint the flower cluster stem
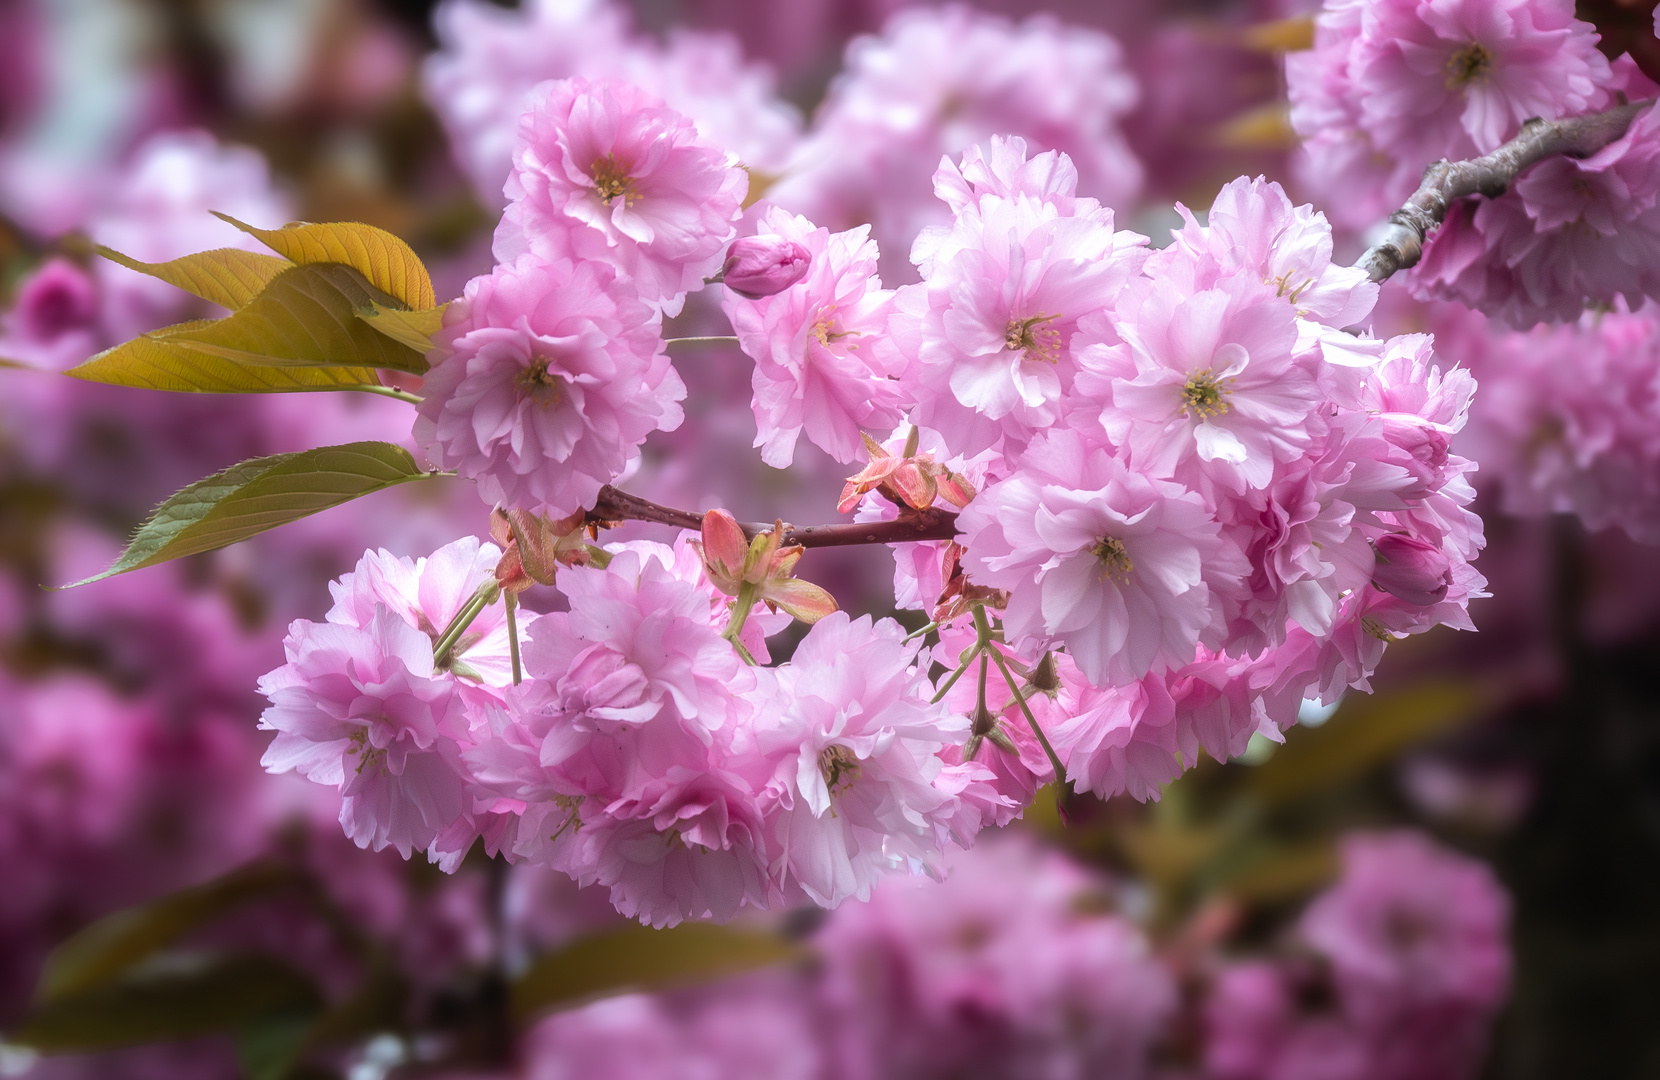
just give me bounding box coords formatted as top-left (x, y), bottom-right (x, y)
top-left (504, 592), bottom-right (523, 686)
top-left (434, 579), bottom-right (502, 667)
top-left (972, 606), bottom-right (1069, 803)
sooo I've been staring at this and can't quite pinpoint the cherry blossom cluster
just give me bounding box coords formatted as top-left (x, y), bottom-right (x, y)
top-left (1287, 0), bottom-right (1660, 325)
top-left (1429, 299), bottom-right (1660, 542)
top-left (1204, 831), bottom-right (1511, 1080)
top-left (262, 70), bottom-right (1489, 924)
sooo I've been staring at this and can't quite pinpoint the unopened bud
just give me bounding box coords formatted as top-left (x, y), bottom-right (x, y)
top-left (1372, 533), bottom-right (1452, 607)
top-left (719, 235), bottom-right (811, 299)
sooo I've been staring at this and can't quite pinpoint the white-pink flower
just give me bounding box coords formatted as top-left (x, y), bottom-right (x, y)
top-left (895, 144), bottom-right (1148, 458)
top-left (1107, 274), bottom-right (1320, 492)
top-left (757, 613), bottom-right (974, 907)
top-left (495, 77), bottom-right (749, 309)
top-left (957, 427), bottom-right (1248, 688)
top-left (722, 206), bottom-right (903, 467)
top-left (414, 254), bottom-right (683, 518)
top-left (258, 607), bottom-right (473, 863)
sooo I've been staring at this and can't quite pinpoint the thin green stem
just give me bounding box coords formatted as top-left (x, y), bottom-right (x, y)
top-left (350, 384), bottom-right (423, 405)
top-left (505, 592), bottom-right (522, 686)
top-left (930, 644), bottom-right (980, 704)
top-left (903, 620), bottom-right (939, 644)
top-left (975, 607), bottom-right (1069, 798)
top-left (664, 336), bottom-right (741, 347)
top-left (434, 580), bottom-right (501, 667)
top-left (721, 581), bottom-right (760, 663)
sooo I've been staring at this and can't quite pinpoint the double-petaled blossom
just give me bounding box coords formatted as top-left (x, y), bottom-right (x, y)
top-left (424, 0), bottom-right (799, 209)
top-left (769, 5), bottom-right (1141, 283)
top-left (495, 77), bottom-right (749, 310)
top-left (957, 427), bottom-right (1249, 688)
top-left (1287, 0), bottom-right (1613, 229)
top-left (813, 833), bottom-right (1177, 1080)
top-left (465, 544), bottom-right (770, 926)
top-left (258, 539), bottom-right (513, 867)
top-left (1104, 273), bottom-right (1321, 493)
top-left (722, 205), bottom-right (904, 466)
top-left (1410, 89), bottom-right (1660, 325)
top-left (756, 613), bottom-right (978, 907)
top-left (414, 254), bottom-right (683, 519)
top-left (892, 141), bottom-right (1149, 458)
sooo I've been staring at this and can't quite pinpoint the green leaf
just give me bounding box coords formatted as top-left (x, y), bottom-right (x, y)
top-left (11, 954), bottom-right (322, 1053)
top-left (39, 861), bottom-right (295, 1003)
top-left (235, 1006), bottom-right (321, 1080)
top-left (62, 442), bottom-right (438, 587)
top-left (510, 923), bottom-right (806, 1024)
top-left (356, 301), bottom-right (447, 354)
top-left (96, 245), bottom-right (294, 311)
top-left (66, 319), bottom-right (383, 394)
top-left (165, 263), bottom-right (429, 375)
top-left (214, 214), bottom-right (437, 311)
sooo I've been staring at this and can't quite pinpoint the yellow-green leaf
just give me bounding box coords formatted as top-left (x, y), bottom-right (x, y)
top-left (67, 319), bottom-right (382, 393)
top-left (356, 301), bottom-right (448, 354)
top-left (510, 923), bottom-right (806, 1024)
top-left (166, 263), bottom-right (428, 375)
top-left (1249, 680), bottom-right (1489, 807)
top-left (38, 861), bottom-right (295, 1003)
top-left (62, 442), bottom-right (439, 587)
top-left (214, 214), bottom-right (437, 311)
top-left (96, 245), bottom-right (293, 311)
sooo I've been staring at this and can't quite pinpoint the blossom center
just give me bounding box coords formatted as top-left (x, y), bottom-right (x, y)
top-left (819, 744), bottom-right (861, 796)
top-left (1092, 536), bottom-right (1134, 583)
top-left (1182, 369), bottom-right (1231, 419)
top-left (811, 305), bottom-right (860, 350)
top-left (1445, 43), bottom-right (1492, 89)
top-left (1004, 313), bottom-right (1062, 364)
top-left (590, 154), bottom-right (637, 205)
top-left (516, 357), bottom-right (564, 402)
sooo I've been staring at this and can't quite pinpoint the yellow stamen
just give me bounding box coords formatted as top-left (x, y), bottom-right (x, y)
top-left (1445, 43), bottom-right (1492, 89)
top-left (1182, 369), bottom-right (1231, 419)
top-left (1093, 536), bottom-right (1134, 583)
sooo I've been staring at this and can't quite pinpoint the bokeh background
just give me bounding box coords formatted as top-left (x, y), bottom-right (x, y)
top-left (3, 0), bottom-right (1659, 1077)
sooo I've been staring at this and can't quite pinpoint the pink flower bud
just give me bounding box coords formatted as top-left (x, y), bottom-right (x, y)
top-left (719, 235), bottom-right (811, 299)
top-left (1372, 534), bottom-right (1452, 607)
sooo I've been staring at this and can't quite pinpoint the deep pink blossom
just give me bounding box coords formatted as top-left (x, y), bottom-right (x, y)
top-left (414, 254), bottom-right (683, 518)
top-left (719, 234), bottom-right (811, 299)
top-left (814, 833), bottom-right (1177, 1079)
top-left (495, 77), bottom-right (749, 308)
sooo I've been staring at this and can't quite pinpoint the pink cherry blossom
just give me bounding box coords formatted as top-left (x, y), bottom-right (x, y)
top-left (957, 427), bottom-right (1249, 688)
top-left (1107, 274), bottom-right (1321, 493)
top-left (1300, 831), bottom-right (1512, 1025)
top-left (721, 205), bottom-right (903, 466)
top-left (769, 5), bottom-right (1141, 283)
top-left (757, 612), bottom-right (975, 907)
top-left (424, 1), bottom-right (799, 209)
top-left (258, 606), bottom-right (473, 863)
top-left (1287, 0), bottom-right (1614, 225)
top-left (894, 145), bottom-right (1148, 458)
top-left (495, 77), bottom-right (749, 309)
top-left (413, 254), bottom-right (684, 519)
top-left (814, 832), bottom-right (1177, 1080)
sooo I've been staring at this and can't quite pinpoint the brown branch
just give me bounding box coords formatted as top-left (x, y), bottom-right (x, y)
top-left (586, 485), bottom-right (961, 548)
top-left (1354, 99), bottom-right (1654, 283)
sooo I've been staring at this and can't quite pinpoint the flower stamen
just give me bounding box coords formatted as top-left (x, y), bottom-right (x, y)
top-left (590, 154), bottom-right (637, 205)
top-left (1182, 369), bottom-right (1230, 419)
top-left (516, 357), bottom-right (563, 403)
top-left (1445, 43), bottom-right (1492, 89)
top-left (819, 744), bottom-right (861, 796)
top-left (1004, 313), bottom-right (1062, 364)
top-left (1093, 536), bottom-right (1134, 583)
